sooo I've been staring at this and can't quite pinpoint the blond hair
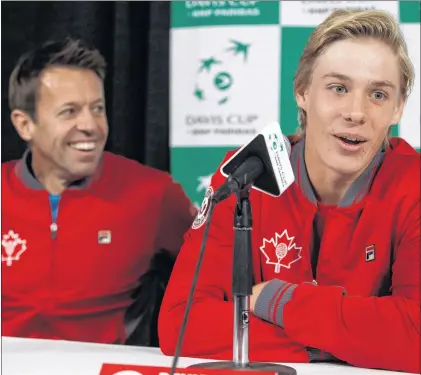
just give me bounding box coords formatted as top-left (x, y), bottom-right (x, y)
top-left (293, 9), bottom-right (415, 145)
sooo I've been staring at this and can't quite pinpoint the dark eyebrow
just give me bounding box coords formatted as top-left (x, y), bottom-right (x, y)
top-left (322, 72), bottom-right (396, 90)
top-left (59, 98), bottom-right (104, 108)
top-left (90, 98), bottom-right (104, 104)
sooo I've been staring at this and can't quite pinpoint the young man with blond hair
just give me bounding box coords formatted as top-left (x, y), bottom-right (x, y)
top-left (159, 9), bottom-right (420, 373)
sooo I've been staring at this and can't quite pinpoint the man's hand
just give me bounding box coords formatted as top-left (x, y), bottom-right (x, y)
top-left (249, 280), bottom-right (271, 313)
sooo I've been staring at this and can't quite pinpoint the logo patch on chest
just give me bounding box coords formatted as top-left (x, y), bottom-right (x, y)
top-left (98, 230), bottom-right (112, 244)
top-left (365, 244), bottom-right (376, 262)
top-left (1, 230), bottom-right (27, 266)
top-left (260, 229), bottom-right (302, 273)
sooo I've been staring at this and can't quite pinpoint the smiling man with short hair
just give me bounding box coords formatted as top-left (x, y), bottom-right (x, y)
top-left (2, 38), bottom-right (196, 344)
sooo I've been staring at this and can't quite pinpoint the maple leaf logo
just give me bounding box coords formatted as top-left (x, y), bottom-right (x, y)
top-left (259, 230), bottom-right (302, 273)
top-left (1, 230), bottom-right (27, 266)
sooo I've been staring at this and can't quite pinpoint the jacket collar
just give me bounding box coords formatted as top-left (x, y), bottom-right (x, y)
top-left (15, 149), bottom-right (99, 191)
top-left (290, 138), bottom-right (385, 207)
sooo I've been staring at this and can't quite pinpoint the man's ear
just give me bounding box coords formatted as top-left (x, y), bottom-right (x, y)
top-left (295, 90), bottom-right (307, 111)
top-left (391, 96), bottom-right (406, 125)
top-left (11, 110), bottom-right (36, 142)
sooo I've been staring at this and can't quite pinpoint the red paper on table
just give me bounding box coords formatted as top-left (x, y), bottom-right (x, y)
top-left (99, 363), bottom-right (280, 375)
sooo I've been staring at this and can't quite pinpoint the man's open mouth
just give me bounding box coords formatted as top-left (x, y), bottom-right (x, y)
top-left (68, 142), bottom-right (96, 151)
top-left (334, 135), bottom-right (367, 145)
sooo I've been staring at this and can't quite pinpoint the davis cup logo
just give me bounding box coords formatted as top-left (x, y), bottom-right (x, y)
top-left (193, 39), bottom-right (250, 106)
top-left (268, 133), bottom-right (283, 152)
top-left (260, 229), bottom-right (302, 273)
top-left (1, 230), bottom-right (27, 266)
top-left (192, 186), bottom-right (214, 230)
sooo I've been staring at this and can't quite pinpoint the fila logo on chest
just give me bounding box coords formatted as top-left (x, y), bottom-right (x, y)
top-left (365, 244), bottom-right (376, 262)
top-left (98, 230), bottom-right (112, 244)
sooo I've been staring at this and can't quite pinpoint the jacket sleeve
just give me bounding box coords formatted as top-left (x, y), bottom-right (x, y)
top-left (158, 154), bottom-right (309, 363)
top-left (254, 162), bottom-right (421, 373)
top-left (155, 175), bottom-right (197, 255)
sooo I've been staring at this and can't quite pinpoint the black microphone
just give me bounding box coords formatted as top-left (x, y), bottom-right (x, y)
top-left (212, 122), bottom-right (293, 204)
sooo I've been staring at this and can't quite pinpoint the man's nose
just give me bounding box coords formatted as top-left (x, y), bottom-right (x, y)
top-left (342, 92), bottom-right (367, 125)
top-left (76, 109), bottom-right (98, 132)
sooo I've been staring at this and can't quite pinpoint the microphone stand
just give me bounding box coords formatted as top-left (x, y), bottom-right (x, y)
top-left (189, 187), bottom-right (297, 374)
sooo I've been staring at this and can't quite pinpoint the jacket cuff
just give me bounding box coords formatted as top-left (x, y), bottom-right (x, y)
top-left (253, 279), bottom-right (298, 327)
top-left (307, 347), bottom-right (344, 363)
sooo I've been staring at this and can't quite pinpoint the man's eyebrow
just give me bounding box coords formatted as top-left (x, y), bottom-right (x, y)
top-left (90, 98), bottom-right (104, 104)
top-left (322, 72), bottom-right (397, 90)
top-left (58, 101), bottom-right (79, 108)
top-left (322, 72), bottom-right (351, 81)
top-left (369, 80), bottom-right (396, 90)
top-left (59, 98), bottom-right (104, 108)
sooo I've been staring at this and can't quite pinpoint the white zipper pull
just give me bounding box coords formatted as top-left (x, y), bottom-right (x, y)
top-left (50, 223), bottom-right (58, 240)
top-left (312, 279), bottom-right (318, 285)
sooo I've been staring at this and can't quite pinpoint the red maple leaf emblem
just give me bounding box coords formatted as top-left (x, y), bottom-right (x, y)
top-left (259, 230), bottom-right (302, 272)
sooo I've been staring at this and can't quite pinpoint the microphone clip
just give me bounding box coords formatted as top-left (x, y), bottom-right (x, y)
top-left (235, 184), bottom-right (252, 213)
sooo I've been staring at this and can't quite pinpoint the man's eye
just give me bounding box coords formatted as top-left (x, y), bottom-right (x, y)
top-left (92, 105), bottom-right (104, 113)
top-left (330, 85), bottom-right (347, 94)
top-left (61, 108), bottom-right (75, 116)
top-left (371, 91), bottom-right (387, 100)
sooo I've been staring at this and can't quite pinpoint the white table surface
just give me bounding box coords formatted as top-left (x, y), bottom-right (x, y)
top-left (1, 336), bottom-right (413, 375)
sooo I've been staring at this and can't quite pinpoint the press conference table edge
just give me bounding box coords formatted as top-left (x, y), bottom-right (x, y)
top-left (0, 336), bottom-right (415, 375)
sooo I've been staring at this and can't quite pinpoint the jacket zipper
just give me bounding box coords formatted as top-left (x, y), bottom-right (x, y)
top-left (49, 196), bottom-right (61, 315)
top-left (308, 209), bottom-right (318, 286)
top-left (50, 222), bottom-right (58, 240)
top-left (49, 194), bottom-right (61, 240)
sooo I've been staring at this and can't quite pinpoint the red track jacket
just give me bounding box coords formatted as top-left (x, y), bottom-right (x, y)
top-left (2, 151), bottom-right (195, 343)
top-left (159, 138), bottom-right (420, 374)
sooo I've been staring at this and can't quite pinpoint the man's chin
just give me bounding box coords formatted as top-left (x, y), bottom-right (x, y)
top-left (65, 163), bottom-right (101, 183)
top-left (329, 159), bottom-right (367, 177)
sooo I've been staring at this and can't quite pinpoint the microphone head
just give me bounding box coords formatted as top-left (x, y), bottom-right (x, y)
top-left (220, 121), bottom-right (295, 198)
top-left (282, 134), bottom-right (292, 157)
